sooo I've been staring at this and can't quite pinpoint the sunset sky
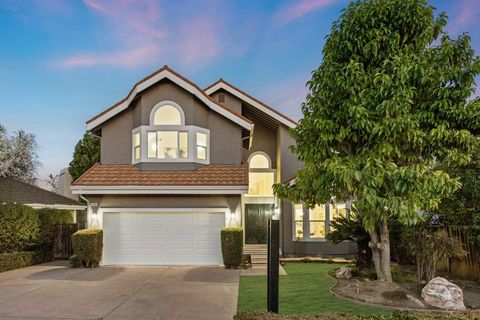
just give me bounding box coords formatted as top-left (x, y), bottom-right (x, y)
top-left (0, 0), bottom-right (478, 187)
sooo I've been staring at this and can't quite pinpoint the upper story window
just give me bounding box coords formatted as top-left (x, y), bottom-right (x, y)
top-left (151, 104), bottom-right (184, 125)
top-left (132, 101), bottom-right (209, 164)
top-left (247, 152), bottom-right (275, 197)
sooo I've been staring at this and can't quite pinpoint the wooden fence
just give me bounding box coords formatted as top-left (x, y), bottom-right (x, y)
top-left (53, 223), bottom-right (79, 260)
top-left (435, 225), bottom-right (480, 280)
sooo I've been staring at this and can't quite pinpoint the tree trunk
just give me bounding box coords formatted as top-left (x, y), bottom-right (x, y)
top-left (368, 229), bottom-right (384, 280)
top-left (379, 218), bottom-right (392, 282)
top-left (368, 219), bottom-right (392, 282)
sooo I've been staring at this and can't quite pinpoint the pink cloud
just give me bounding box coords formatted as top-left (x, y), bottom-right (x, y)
top-left (177, 18), bottom-right (221, 65)
top-left (447, 0), bottom-right (479, 34)
top-left (275, 0), bottom-right (338, 23)
top-left (57, 44), bottom-right (163, 68)
top-left (54, 0), bottom-right (224, 68)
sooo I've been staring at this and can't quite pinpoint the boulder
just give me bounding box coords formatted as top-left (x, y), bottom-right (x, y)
top-left (421, 277), bottom-right (466, 310)
top-left (335, 266), bottom-right (352, 279)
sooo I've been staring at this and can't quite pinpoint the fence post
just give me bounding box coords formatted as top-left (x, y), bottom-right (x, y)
top-left (267, 219), bottom-right (279, 313)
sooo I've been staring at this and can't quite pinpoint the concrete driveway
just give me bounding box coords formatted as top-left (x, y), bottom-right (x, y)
top-left (0, 261), bottom-right (240, 320)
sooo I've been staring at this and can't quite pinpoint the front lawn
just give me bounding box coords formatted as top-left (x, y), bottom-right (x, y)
top-left (237, 263), bottom-right (390, 315)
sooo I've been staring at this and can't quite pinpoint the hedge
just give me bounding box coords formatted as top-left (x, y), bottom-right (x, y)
top-left (221, 227), bottom-right (243, 268)
top-left (0, 251), bottom-right (52, 273)
top-left (0, 204), bottom-right (40, 253)
top-left (234, 311), bottom-right (480, 320)
top-left (37, 208), bottom-right (73, 249)
top-left (72, 229), bottom-right (103, 267)
top-left (0, 204), bottom-right (74, 254)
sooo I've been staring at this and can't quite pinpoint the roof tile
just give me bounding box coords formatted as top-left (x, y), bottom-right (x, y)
top-left (72, 164), bottom-right (248, 187)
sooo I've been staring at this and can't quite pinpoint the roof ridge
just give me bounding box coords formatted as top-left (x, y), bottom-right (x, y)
top-left (204, 78), bottom-right (299, 126)
top-left (85, 66), bottom-right (253, 127)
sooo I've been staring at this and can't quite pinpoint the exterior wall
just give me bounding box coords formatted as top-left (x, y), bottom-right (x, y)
top-left (84, 194), bottom-right (242, 230)
top-left (101, 108), bottom-right (134, 164)
top-left (243, 122), bottom-right (277, 169)
top-left (280, 199), bottom-right (357, 258)
top-left (99, 80), bottom-right (243, 166)
top-left (278, 125), bottom-right (303, 182)
top-left (58, 168), bottom-right (78, 201)
top-left (210, 91), bottom-right (243, 114)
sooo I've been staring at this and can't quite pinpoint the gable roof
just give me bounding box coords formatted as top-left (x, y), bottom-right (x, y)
top-left (0, 177), bottom-right (85, 209)
top-left (204, 79), bottom-right (298, 128)
top-left (86, 66), bottom-right (254, 132)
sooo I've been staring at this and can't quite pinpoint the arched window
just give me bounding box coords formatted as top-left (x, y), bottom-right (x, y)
top-left (150, 102), bottom-right (184, 125)
top-left (249, 153), bottom-right (271, 169)
top-left (247, 152), bottom-right (274, 196)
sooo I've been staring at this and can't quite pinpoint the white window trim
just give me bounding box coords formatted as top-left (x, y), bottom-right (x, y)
top-left (132, 125), bottom-right (210, 165)
top-left (149, 100), bottom-right (186, 126)
top-left (292, 203), bottom-right (330, 242)
top-left (247, 151), bottom-right (272, 169)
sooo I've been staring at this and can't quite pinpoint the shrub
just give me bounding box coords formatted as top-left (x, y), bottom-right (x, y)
top-left (69, 254), bottom-right (82, 268)
top-left (37, 208), bottom-right (74, 249)
top-left (0, 203), bottom-right (40, 253)
top-left (221, 227), bottom-right (243, 269)
top-left (0, 251), bottom-right (50, 273)
top-left (72, 229), bottom-right (103, 267)
top-left (234, 311), bottom-right (480, 320)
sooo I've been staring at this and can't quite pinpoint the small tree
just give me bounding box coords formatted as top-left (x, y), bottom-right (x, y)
top-left (274, 0), bottom-right (480, 282)
top-left (68, 133), bottom-right (100, 182)
top-left (0, 124), bottom-right (40, 184)
top-left (434, 141), bottom-right (480, 245)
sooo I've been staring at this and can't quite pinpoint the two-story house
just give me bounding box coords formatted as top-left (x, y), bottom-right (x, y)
top-left (71, 66), bottom-right (356, 265)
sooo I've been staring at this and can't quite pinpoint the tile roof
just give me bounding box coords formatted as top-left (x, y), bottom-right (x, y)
top-left (0, 177), bottom-right (83, 207)
top-left (72, 164), bottom-right (249, 187)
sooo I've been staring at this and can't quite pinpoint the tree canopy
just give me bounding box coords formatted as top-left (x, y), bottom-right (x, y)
top-left (274, 0), bottom-right (480, 281)
top-left (0, 124), bottom-right (40, 184)
top-left (68, 132), bottom-right (100, 182)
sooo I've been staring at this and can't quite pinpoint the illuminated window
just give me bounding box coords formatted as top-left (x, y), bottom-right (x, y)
top-left (147, 131), bottom-right (188, 159)
top-left (249, 154), bottom-right (270, 169)
top-left (133, 132), bottom-right (140, 160)
top-left (196, 132), bottom-right (207, 160)
top-left (293, 204), bottom-right (304, 239)
top-left (247, 152), bottom-right (274, 197)
top-left (248, 172), bottom-right (274, 196)
top-left (309, 205), bottom-right (326, 238)
top-left (152, 105), bottom-right (182, 125)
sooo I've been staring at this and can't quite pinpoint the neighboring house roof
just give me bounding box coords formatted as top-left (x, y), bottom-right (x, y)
top-left (204, 79), bottom-right (298, 128)
top-left (86, 66), bottom-right (254, 132)
top-left (0, 177), bottom-right (85, 210)
top-left (71, 164), bottom-right (249, 194)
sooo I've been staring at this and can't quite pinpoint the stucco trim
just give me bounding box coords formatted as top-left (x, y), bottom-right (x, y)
top-left (204, 80), bottom-right (298, 128)
top-left (71, 185), bottom-right (248, 195)
top-left (86, 66), bottom-right (254, 131)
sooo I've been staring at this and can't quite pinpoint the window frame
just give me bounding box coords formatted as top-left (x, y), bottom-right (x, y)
top-left (246, 152), bottom-right (276, 197)
top-left (149, 101), bottom-right (185, 126)
top-left (132, 125), bottom-right (210, 164)
top-left (292, 202), bottom-right (351, 242)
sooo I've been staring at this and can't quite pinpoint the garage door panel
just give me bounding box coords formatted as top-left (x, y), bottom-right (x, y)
top-left (103, 211), bottom-right (224, 265)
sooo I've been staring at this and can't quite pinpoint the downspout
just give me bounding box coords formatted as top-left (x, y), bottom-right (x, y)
top-left (79, 195), bottom-right (90, 229)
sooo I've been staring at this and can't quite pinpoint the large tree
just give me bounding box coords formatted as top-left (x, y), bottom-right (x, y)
top-left (274, 0), bottom-right (480, 282)
top-left (0, 124), bottom-right (40, 184)
top-left (68, 132), bottom-right (100, 182)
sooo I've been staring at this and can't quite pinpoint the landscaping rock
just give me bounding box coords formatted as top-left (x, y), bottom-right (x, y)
top-left (421, 277), bottom-right (466, 310)
top-left (406, 294), bottom-right (425, 308)
top-left (335, 266), bottom-right (352, 279)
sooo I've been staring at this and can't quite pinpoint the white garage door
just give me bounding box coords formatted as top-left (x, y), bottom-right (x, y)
top-left (103, 211), bottom-right (225, 265)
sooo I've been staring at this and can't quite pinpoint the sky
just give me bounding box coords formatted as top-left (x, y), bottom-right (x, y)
top-left (0, 0), bottom-right (479, 189)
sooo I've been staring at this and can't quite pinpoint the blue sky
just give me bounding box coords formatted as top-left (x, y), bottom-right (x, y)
top-left (0, 0), bottom-right (479, 187)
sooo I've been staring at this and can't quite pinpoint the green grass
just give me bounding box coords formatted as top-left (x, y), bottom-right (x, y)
top-left (237, 263), bottom-right (391, 315)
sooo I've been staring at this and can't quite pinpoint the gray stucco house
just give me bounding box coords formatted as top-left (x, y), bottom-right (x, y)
top-left (71, 66), bottom-right (355, 265)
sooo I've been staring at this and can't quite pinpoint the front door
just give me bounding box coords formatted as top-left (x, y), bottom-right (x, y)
top-left (244, 204), bottom-right (275, 244)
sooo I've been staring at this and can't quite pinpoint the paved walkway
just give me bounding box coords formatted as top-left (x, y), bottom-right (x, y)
top-left (0, 261), bottom-right (240, 320)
